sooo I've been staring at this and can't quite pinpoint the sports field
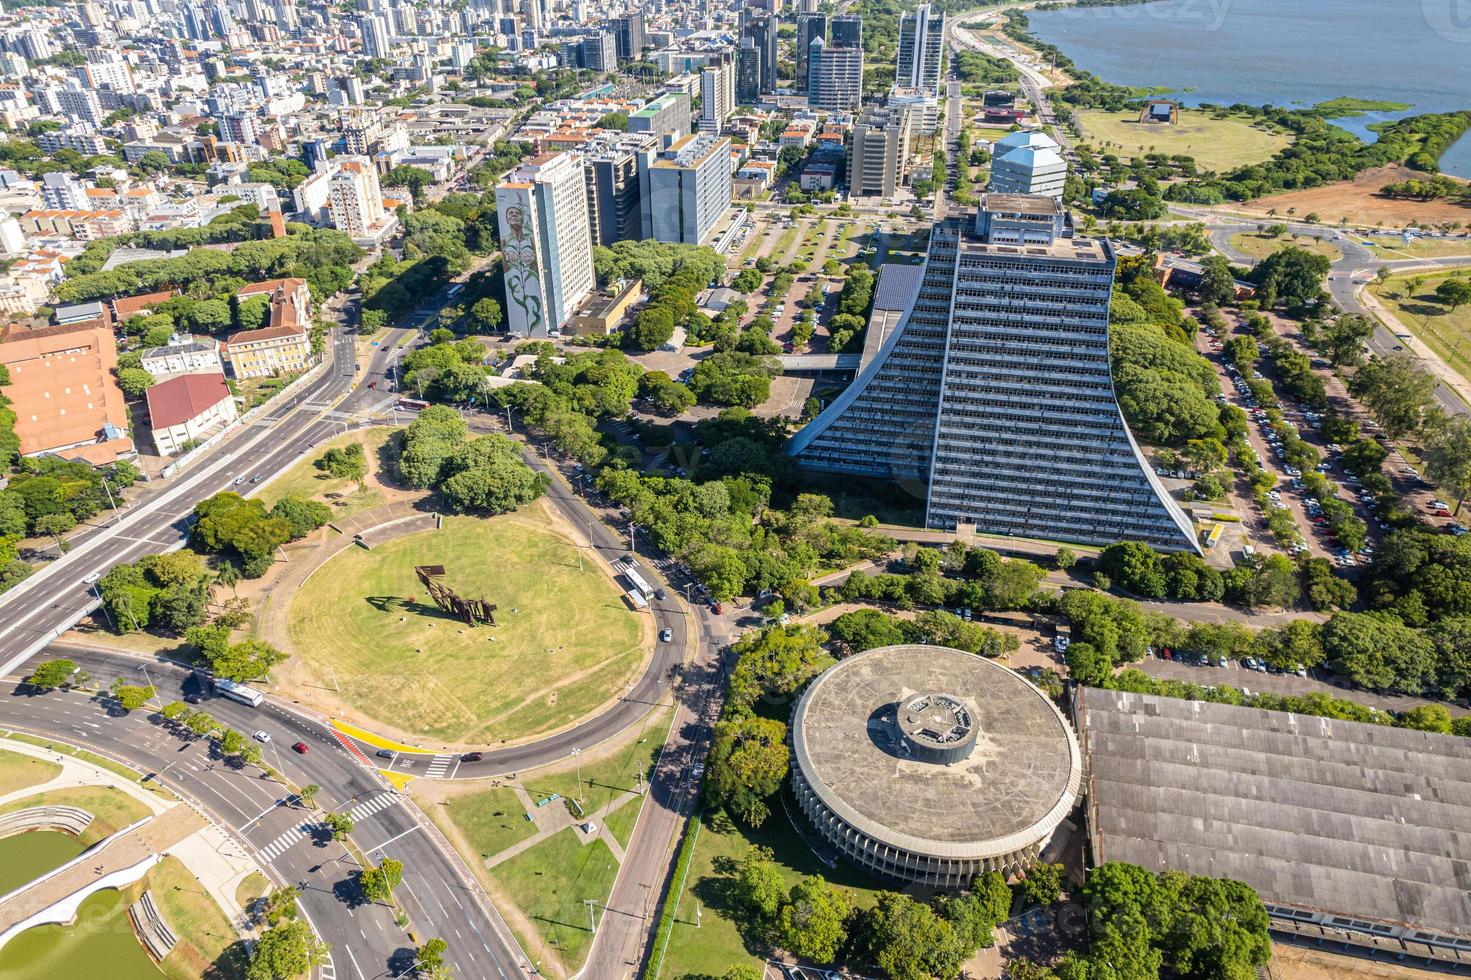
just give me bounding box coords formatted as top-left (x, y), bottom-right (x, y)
top-left (1075, 109), bottom-right (1290, 173)
top-left (285, 501), bottom-right (647, 744)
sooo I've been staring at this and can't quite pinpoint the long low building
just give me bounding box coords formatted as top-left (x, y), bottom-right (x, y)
top-left (1075, 687), bottom-right (1471, 968)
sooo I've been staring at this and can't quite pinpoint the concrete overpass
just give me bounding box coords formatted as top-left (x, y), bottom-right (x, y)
top-left (778, 352), bottom-right (862, 372)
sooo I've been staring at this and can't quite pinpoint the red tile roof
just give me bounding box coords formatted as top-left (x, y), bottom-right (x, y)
top-left (111, 289), bottom-right (176, 320)
top-left (145, 372), bottom-right (231, 429)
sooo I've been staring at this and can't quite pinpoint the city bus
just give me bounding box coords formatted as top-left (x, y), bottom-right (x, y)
top-left (215, 678), bottom-right (264, 708)
top-left (397, 397), bottom-right (430, 411)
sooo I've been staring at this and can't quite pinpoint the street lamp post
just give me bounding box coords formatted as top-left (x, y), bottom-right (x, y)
top-left (137, 662), bottom-right (160, 710)
top-left (571, 747), bottom-right (583, 804)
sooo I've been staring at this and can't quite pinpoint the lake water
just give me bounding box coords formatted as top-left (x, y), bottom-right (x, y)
top-left (0, 890), bottom-right (163, 980)
top-left (1026, 0), bottom-right (1471, 177)
top-left (0, 830), bottom-right (84, 895)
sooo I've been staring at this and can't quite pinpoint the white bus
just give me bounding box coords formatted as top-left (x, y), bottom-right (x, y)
top-left (621, 567), bottom-right (655, 600)
top-left (215, 678), bottom-right (264, 708)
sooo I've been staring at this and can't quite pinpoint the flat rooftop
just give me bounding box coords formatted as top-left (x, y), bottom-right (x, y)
top-left (1077, 687), bottom-right (1471, 940)
top-left (792, 644), bottom-right (1082, 859)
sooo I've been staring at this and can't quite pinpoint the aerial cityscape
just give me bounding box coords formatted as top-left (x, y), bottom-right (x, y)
top-left (0, 0), bottom-right (1467, 979)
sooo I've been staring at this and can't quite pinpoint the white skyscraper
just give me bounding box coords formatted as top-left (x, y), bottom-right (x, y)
top-left (359, 13), bottom-right (390, 58)
top-left (496, 153), bottom-right (595, 337)
top-left (896, 4), bottom-right (945, 95)
top-left (698, 56), bottom-right (734, 135)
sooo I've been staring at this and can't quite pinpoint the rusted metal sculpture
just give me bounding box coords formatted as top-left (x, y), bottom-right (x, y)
top-left (414, 565), bottom-right (497, 626)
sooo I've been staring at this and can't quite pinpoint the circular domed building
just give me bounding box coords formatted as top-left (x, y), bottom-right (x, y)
top-left (789, 644), bottom-right (1082, 887)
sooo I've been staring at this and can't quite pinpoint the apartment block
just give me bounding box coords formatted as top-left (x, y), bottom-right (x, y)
top-left (645, 133), bottom-right (732, 246)
top-left (496, 152), bottom-right (596, 337)
top-left (897, 4), bottom-right (945, 95)
top-left (848, 103), bottom-right (912, 198)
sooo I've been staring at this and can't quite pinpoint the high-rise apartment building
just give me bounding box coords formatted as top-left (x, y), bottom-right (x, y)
top-left (896, 4), bottom-right (944, 95)
top-left (359, 13), bottom-right (390, 57)
top-left (788, 195), bottom-right (1199, 553)
top-left (55, 85), bottom-right (104, 126)
top-left (847, 103), bottom-right (912, 198)
top-left (698, 54), bottom-right (734, 134)
top-left (987, 130), bottom-right (1068, 199)
top-left (645, 133), bottom-right (732, 246)
top-left (220, 112), bottom-right (259, 145)
top-left (578, 32), bottom-right (617, 71)
top-left (613, 10), bottom-right (645, 61)
top-left (808, 39), bottom-right (863, 113)
top-left (327, 155), bottom-right (385, 239)
top-left (496, 153), bottom-right (595, 337)
top-left (41, 172), bottom-right (87, 210)
top-left (795, 13), bottom-right (826, 92)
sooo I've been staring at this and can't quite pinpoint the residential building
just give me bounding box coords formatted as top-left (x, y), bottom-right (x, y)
top-left (847, 103), bottom-right (912, 198)
top-left (327, 155), bottom-right (395, 245)
top-left (627, 92), bottom-right (690, 147)
top-left (612, 10), bottom-right (645, 61)
top-left (0, 320), bottom-right (133, 465)
top-left (55, 85), bottom-right (104, 126)
top-left (359, 13), bottom-right (390, 58)
top-left (787, 194), bottom-right (1199, 553)
top-left (698, 55), bottom-right (734, 135)
top-left (987, 130), bottom-right (1068, 199)
top-left (809, 38), bottom-right (864, 113)
top-left (220, 113), bottom-right (259, 145)
top-left (146, 372), bottom-right (237, 455)
top-left (645, 133), bottom-right (732, 246)
top-left (141, 334), bottom-right (224, 381)
top-left (897, 4), bottom-right (945, 95)
top-left (41, 172), bottom-right (87, 211)
top-left (496, 153), bottom-right (596, 337)
top-left (795, 13), bottom-right (827, 93)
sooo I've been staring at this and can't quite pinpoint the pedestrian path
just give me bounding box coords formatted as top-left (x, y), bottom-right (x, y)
top-left (424, 754), bottom-right (454, 778)
top-left (344, 790), bottom-right (397, 824)
top-left (256, 821), bottom-right (314, 863)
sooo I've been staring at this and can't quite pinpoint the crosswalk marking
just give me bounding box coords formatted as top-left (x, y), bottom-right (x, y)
top-left (319, 956), bottom-right (336, 980)
top-left (344, 790), bottom-right (398, 823)
top-left (424, 754), bottom-right (455, 778)
top-left (255, 821), bottom-right (314, 863)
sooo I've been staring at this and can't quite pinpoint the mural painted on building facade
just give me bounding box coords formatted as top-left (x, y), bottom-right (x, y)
top-left (501, 201), bottom-right (544, 334)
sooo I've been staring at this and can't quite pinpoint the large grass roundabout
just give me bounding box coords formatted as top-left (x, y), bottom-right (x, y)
top-left (285, 501), bottom-right (647, 744)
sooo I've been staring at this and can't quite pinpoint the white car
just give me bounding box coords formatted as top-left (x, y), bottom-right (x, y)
top-left (252, 731), bottom-right (271, 743)
top-left (82, 571), bottom-right (102, 585)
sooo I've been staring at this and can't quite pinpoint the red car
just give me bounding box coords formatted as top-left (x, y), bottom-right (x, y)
top-left (292, 741), bottom-right (309, 754)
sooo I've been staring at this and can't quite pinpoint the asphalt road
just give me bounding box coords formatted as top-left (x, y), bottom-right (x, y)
top-left (2, 645), bottom-right (526, 980)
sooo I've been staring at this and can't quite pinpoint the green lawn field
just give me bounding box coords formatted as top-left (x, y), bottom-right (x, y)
top-left (256, 426), bottom-right (397, 520)
top-left (0, 786), bottom-right (151, 844)
top-left (1370, 273), bottom-right (1471, 383)
top-left (148, 856), bottom-right (249, 980)
top-left (285, 502), bottom-right (646, 743)
top-left (489, 829), bottom-right (621, 974)
top-left (0, 748), bottom-right (60, 796)
top-left (1228, 232), bottom-right (1342, 263)
top-left (1367, 236), bottom-right (1471, 260)
top-left (1075, 109), bottom-right (1291, 173)
top-left (441, 785), bottom-right (536, 860)
top-left (658, 807), bottom-right (886, 978)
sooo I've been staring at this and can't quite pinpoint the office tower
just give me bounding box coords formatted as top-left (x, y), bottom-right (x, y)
top-left (897, 4), bottom-right (944, 95)
top-left (808, 40), bottom-right (862, 113)
top-left (735, 37), bottom-right (761, 104)
top-left (987, 131), bottom-right (1067, 198)
top-left (496, 153), bottom-right (595, 337)
top-left (847, 103), bottom-right (912, 198)
top-left (578, 32), bottom-right (617, 71)
top-left (698, 55), bottom-right (733, 134)
top-left (359, 13), bottom-right (389, 57)
top-left (789, 194), bottom-right (1199, 552)
top-left (644, 134), bottom-right (732, 246)
top-left (795, 13), bottom-right (826, 93)
top-left (613, 10), bottom-right (645, 61)
top-left (740, 11), bottom-right (777, 94)
top-left (327, 156), bottom-right (385, 238)
top-left (830, 14), bottom-right (861, 48)
top-left (627, 92), bottom-right (690, 147)
top-left (583, 133), bottom-right (656, 246)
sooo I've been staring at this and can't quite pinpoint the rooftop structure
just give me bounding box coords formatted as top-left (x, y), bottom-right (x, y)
top-left (790, 644), bottom-right (1082, 887)
top-left (1077, 687), bottom-right (1471, 965)
top-left (987, 130), bottom-right (1067, 199)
